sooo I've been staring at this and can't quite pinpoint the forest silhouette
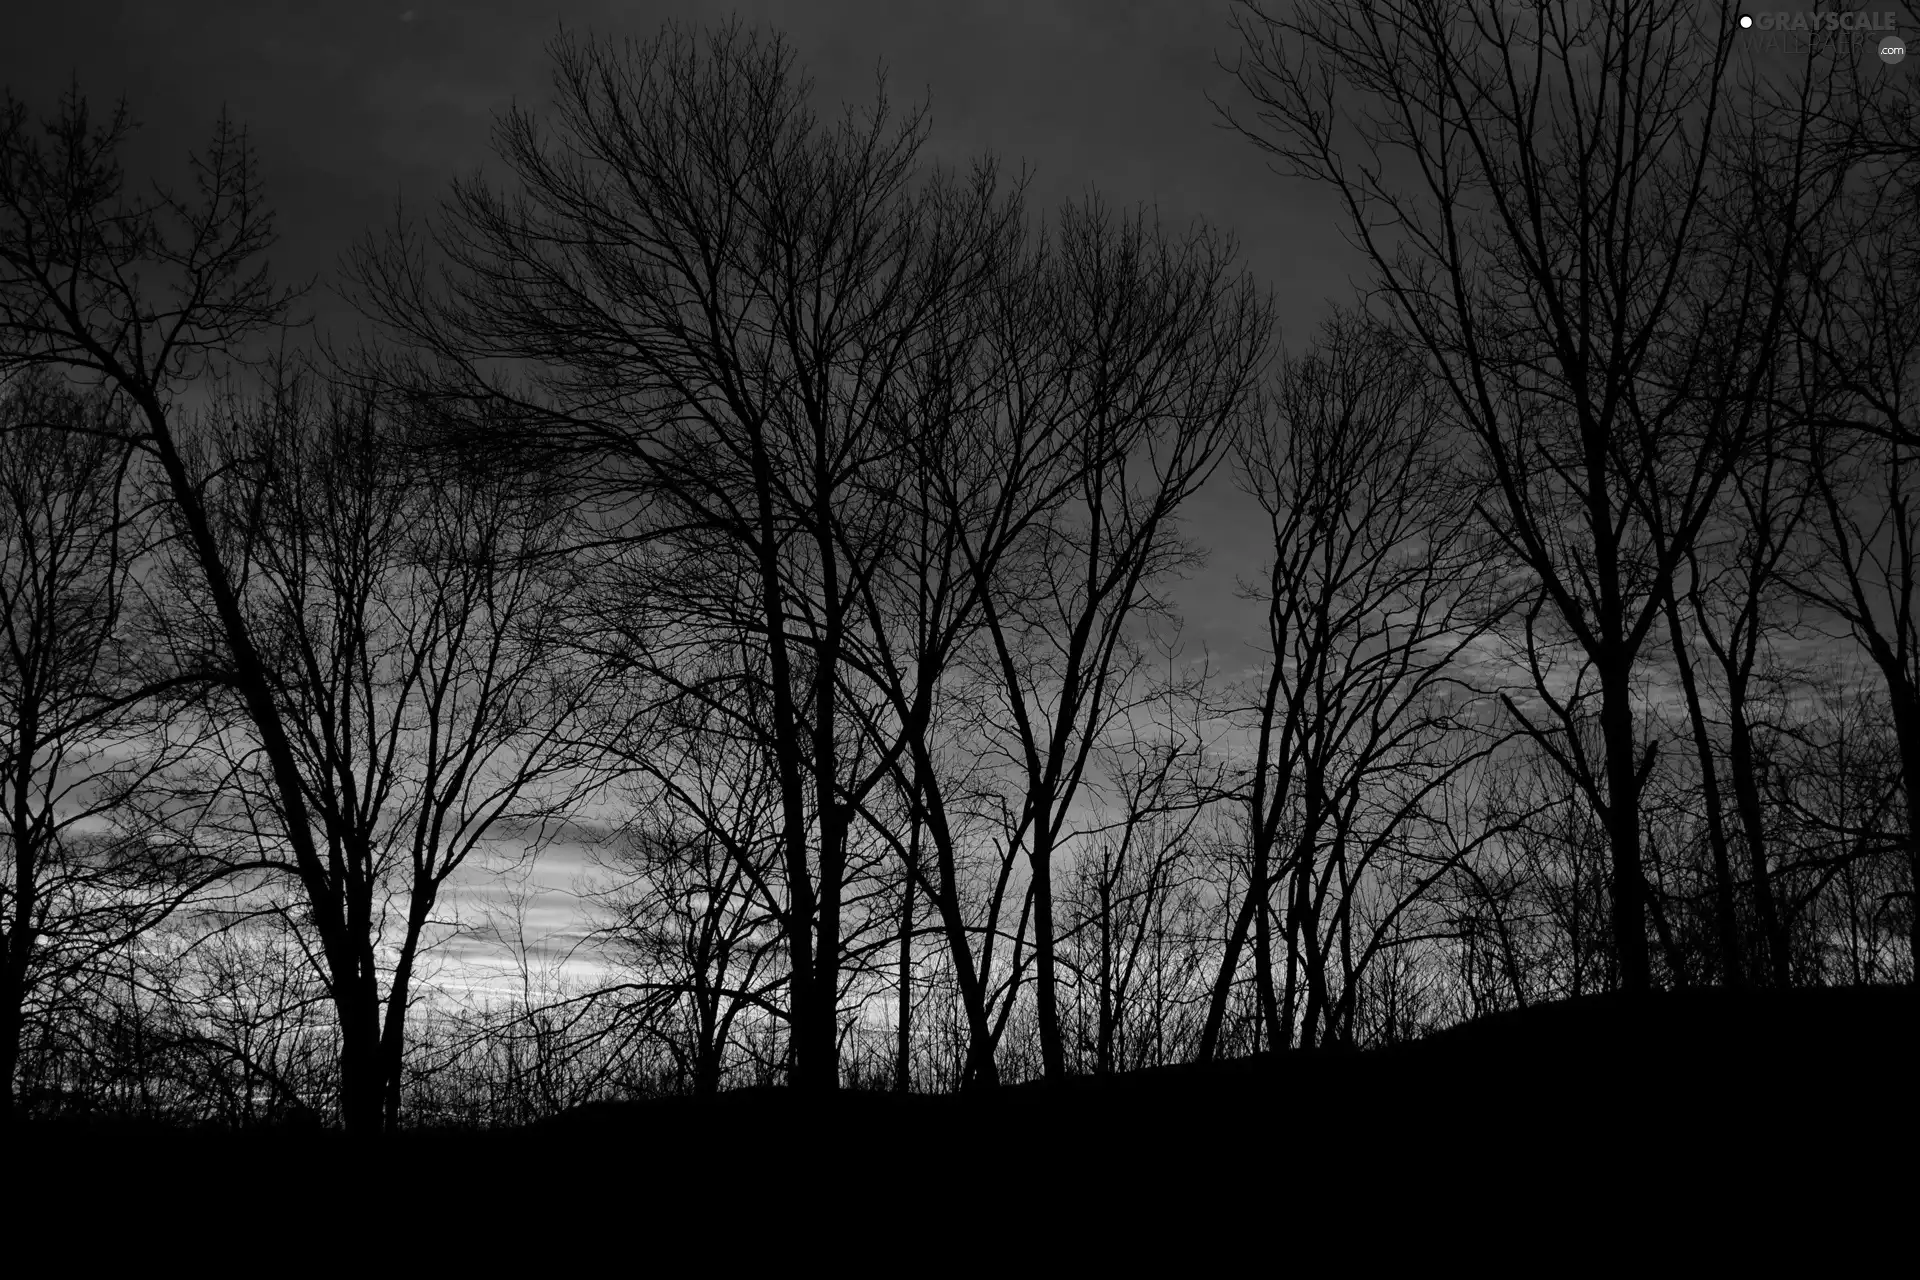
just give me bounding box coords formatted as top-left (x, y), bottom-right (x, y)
top-left (1, 4), bottom-right (1915, 1213)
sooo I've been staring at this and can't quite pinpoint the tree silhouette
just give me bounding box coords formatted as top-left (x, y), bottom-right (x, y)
top-left (0, 372), bottom-right (214, 1116)
top-left (1198, 311), bottom-right (1505, 1058)
top-left (160, 375), bottom-right (614, 1130)
top-left (1222, 0), bottom-right (1816, 990)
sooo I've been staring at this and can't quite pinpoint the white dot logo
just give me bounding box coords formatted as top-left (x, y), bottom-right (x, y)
top-left (1883, 35), bottom-right (1907, 64)
top-left (1740, 14), bottom-right (1753, 27)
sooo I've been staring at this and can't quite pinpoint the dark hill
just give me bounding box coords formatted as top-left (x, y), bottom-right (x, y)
top-left (13, 986), bottom-right (1914, 1243)
top-left (531, 983), bottom-right (1915, 1133)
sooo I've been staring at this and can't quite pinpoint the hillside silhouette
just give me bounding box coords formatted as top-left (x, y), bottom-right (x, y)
top-left (17, 986), bottom-right (1912, 1236)
top-left (542, 987), bottom-right (1917, 1168)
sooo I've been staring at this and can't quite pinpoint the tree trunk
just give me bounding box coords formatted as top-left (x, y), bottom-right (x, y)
top-left (1725, 701), bottom-right (1788, 985)
top-left (1289, 768), bottom-right (1332, 1047)
top-left (895, 831), bottom-right (915, 1094)
top-left (744, 423), bottom-right (818, 1093)
top-left (1664, 588), bottom-right (1746, 987)
top-left (697, 990), bottom-right (722, 1098)
top-left (1281, 867), bottom-right (1303, 1051)
top-left (803, 463), bottom-right (849, 1096)
top-left (807, 794), bottom-right (845, 1094)
top-left (1030, 821), bottom-right (1065, 1082)
top-left (1599, 661), bottom-right (1653, 993)
top-left (1196, 868), bottom-right (1260, 1062)
top-left (142, 398), bottom-right (377, 1121)
top-left (906, 757), bottom-right (999, 1088)
top-left (1255, 856), bottom-right (1283, 1050)
top-left (336, 984), bottom-right (386, 1136)
top-left (1891, 688), bottom-right (1920, 988)
top-left (1096, 866), bottom-right (1114, 1076)
top-left (1298, 862), bottom-right (1331, 1050)
top-left (379, 886), bottom-right (437, 1131)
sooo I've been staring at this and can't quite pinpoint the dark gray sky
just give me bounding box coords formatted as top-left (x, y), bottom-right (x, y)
top-left (0, 0), bottom-right (1369, 660)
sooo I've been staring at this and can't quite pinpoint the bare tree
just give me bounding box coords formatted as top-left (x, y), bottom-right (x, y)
top-left (1785, 95), bottom-right (1920, 982)
top-left (353, 22), bottom-right (1031, 1092)
top-left (831, 213), bottom-right (1072, 1091)
top-left (1761, 667), bottom-right (1909, 983)
top-left (139, 913), bottom-right (337, 1128)
top-left (965, 199), bottom-right (1269, 1082)
top-left (1197, 310), bottom-right (1503, 1059)
top-left (585, 662), bottom-right (792, 1097)
top-left (1655, 46), bottom-right (1866, 989)
top-left (157, 374), bottom-right (611, 1130)
top-left (1795, 369), bottom-right (1920, 977)
top-left (1060, 703), bottom-right (1216, 1076)
top-left (1659, 417), bottom-right (1812, 987)
top-left (0, 89), bottom-right (416, 1119)
top-left (832, 194), bottom-right (1262, 1089)
top-left (1450, 743), bottom-right (1617, 1004)
top-left (1224, 0), bottom-right (1819, 991)
top-left (0, 371), bottom-right (213, 1115)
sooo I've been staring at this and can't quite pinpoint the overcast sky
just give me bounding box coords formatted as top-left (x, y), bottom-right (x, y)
top-left (1, 0), bottom-right (1380, 671)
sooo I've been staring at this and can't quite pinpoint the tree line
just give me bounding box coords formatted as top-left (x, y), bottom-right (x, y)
top-left (2, 5), bottom-right (1916, 1133)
